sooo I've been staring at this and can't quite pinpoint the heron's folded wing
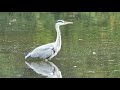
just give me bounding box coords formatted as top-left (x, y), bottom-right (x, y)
top-left (30, 45), bottom-right (55, 58)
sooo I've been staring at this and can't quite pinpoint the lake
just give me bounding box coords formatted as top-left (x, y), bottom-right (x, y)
top-left (0, 12), bottom-right (120, 78)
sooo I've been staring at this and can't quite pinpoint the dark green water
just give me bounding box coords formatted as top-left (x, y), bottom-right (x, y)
top-left (0, 12), bottom-right (120, 78)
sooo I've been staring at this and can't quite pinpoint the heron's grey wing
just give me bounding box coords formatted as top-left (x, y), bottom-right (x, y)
top-left (30, 44), bottom-right (55, 59)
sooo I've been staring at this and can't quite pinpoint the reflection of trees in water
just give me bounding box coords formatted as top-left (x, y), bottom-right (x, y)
top-left (22, 61), bottom-right (62, 78)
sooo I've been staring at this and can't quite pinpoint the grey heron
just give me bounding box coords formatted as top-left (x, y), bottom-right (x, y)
top-left (25, 61), bottom-right (62, 78)
top-left (25, 20), bottom-right (73, 61)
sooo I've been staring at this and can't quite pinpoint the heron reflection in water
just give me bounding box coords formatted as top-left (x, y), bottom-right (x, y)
top-left (25, 61), bottom-right (62, 78)
top-left (25, 20), bottom-right (73, 61)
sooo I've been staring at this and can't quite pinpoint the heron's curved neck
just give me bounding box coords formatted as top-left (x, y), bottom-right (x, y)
top-left (55, 24), bottom-right (61, 50)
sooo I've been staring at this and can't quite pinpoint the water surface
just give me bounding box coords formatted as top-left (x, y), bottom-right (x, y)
top-left (0, 12), bottom-right (120, 78)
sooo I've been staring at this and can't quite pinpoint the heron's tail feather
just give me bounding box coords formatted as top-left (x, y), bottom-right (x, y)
top-left (25, 53), bottom-right (31, 59)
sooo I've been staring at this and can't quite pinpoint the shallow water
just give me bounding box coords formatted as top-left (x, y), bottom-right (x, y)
top-left (0, 12), bottom-right (120, 78)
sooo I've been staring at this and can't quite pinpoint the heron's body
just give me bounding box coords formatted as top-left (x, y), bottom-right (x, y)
top-left (25, 42), bottom-right (57, 60)
top-left (25, 20), bottom-right (73, 61)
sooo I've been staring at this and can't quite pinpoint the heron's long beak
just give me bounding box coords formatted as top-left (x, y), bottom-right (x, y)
top-left (64, 21), bottom-right (73, 25)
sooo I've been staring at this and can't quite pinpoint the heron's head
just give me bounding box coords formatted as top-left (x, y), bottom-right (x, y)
top-left (56, 20), bottom-right (73, 26)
